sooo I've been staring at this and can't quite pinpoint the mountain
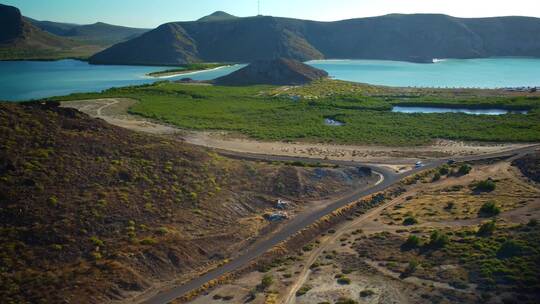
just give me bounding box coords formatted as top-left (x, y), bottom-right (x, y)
top-left (198, 11), bottom-right (238, 22)
top-left (89, 14), bottom-right (540, 65)
top-left (27, 18), bottom-right (149, 46)
top-left (0, 4), bottom-right (104, 60)
top-left (215, 58), bottom-right (328, 85)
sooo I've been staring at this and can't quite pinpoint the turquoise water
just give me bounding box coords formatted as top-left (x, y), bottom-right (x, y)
top-left (392, 106), bottom-right (528, 115)
top-left (307, 58), bottom-right (540, 88)
top-left (1, 58), bottom-right (540, 101)
top-left (0, 60), bottom-right (243, 101)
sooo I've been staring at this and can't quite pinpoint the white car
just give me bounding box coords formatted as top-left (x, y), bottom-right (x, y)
top-left (415, 161), bottom-right (424, 168)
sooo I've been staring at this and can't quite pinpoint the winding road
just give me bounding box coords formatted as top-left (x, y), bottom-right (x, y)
top-left (140, 146), bottom-right (538, 304)
top-left (60, 99), bottom-right (538, 304)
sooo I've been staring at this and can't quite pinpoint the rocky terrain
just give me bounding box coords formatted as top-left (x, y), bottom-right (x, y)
top-left (0, 101), bottom-right (370, 304)
top-left (89, 13), bottom-right (540, 65)
top-left (214, 58), bottom-right (328, 86)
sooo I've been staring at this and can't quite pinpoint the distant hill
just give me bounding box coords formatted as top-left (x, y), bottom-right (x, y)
top-left (90, 14), bottom-right (540, 65)
top-left (215, 58), bottom-right (328, 85)
top-left (198, 11), bottom-right (238, 22)
top-left (27, 18), bottom-right (149, 46)
top-left (0, 3), bottom-right (102, 60)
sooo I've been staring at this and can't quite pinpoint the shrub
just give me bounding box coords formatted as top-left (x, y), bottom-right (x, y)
top-left (439, 165), bottom-right (450, 175)
top-left (360, 289), bottom-right (375, 297)
top-left (337, 277), bottom-right (351, 285)
top-left (475, 179), bottom-right (496, 192)
top-left (89, 236), bottom-right (104, 247)
top-left (479, 202), bottom-right (500, 217)
top-left (403, 216), bottom-right (418, 226)
top-left (458, 164), bottom-right (472, 175)
top-left (527, 219), bottom-right (537, 227)
top-left (444, 202), bottom-right (455, 210)
top-left (401, 260), bottom-right (418, 277)
top-left (335, 297), bottom-right (358, 304)
top-left (402, 235), bottom-right (421, 250)
top-left (477, 221), bottom-right (496, 236)
top-left (260, 274), bottom-right (273, 290)
top-left (140, 238), bottom-right (157, 245)
top-left (427, 230), bottom-right (449, 249)
top-left (432, 172), bottom-right (441, 182)
top-left (296, 285), bottom-right (311, 296)
top-left (497, 240), bottom-right (526, 259)
top-left (450, 280), bottom-right (469, 289)
top-left (48, 196), bottom-right (59, 206)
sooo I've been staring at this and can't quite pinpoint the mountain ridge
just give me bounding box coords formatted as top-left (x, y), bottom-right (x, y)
top-left (89, 13), bottom-right (540, 65)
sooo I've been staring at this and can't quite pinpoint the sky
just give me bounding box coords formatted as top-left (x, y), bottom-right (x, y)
top-left (4, 0), bottom-right (540, 28)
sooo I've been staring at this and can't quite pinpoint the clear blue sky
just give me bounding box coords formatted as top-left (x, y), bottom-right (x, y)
top-left (4, 0), bottom-right (540, 28)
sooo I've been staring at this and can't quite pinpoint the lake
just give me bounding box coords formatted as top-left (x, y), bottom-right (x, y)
top-left (392, 106), bottom-right (528, 115)
top-left (1, 58), bottom-right (540, 101)
top-left (307, 58), bottom-right (540, 89)
top-left (0, 60), bottom-right (243, 101)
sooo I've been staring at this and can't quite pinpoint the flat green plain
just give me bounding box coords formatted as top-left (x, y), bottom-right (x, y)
top-left (52, 80), bottom-right (540, 146)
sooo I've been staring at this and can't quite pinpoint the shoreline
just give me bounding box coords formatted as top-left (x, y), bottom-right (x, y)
top-left (147, 65), bottom-right (234, 78)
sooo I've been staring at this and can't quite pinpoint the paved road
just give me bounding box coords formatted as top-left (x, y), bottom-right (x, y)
top-left (141, 144), bottom-right (538, 304)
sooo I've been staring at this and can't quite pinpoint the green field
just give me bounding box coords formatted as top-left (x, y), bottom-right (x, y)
top-left (52, 80), bottom-right (540, 145)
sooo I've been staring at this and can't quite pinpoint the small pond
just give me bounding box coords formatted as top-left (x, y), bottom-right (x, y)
top-left (324, 118), bottom-right (346, 126)
top-left (392, 106), bottom-right (528, 115)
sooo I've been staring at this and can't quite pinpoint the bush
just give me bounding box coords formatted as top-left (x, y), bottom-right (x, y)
top-left (477, 221), bottom-right (496, 236)
top-left (260, 274), bottom-right (273, 290)
top-left (337, 277), bottom-right (351, 285)
top-left (458, 164), bottom-right (472, 175)
top-left (497, 240), bottom-right (526, 259)
top-left (403, 216), bottom-right (418, 226)
top-left (296, 285), bottom-right (311, 296)
top-left (432, 172), bottom-right (441, 182)
top-left (360, 289), bottom-right (375, 297)
top-left (439, 165), bottom-right (450, 175)
top-left (402, 235), bottom-right (421, 250)
top-left (401, 260), bottom-right (418, 277)
top-left (335, 298), bottom-right (358, 304)
top-left (89, 236), bottom-right (104, 247)
top-left (527, 219), bottom-right (537, 227)
top-left (479, 201), bottom-right (500, 217)
top-left (475, 179), bottom-right (496, 192)
top-left (444, 202), bottom-right (455, 210)
top-left (427, 230), bottom-right (449, 249)
top-left (140, 238), bottom-right (157, 245)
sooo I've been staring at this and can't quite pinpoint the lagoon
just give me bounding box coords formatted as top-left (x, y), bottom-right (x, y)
top-left (2, 58), bottom-right (540, 101)
top-left (392, 106), bottom-right (528, 115)
top-left (0, 59), bottom-right (243, 101)
top-left (307, 58), bottom-right (540, 89)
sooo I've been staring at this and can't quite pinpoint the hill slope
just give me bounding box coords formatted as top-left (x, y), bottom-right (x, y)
top-left (215, 58), bottom-right (328, 85)
top-left (198, 11), bottom-right (238, 22)
top-left (0, 100), bottom-right (367, 303)
top-left (90, 14), bottom-right (540, 65)
top-left (0, 4), bottom-right (102, 60)
top-left (27, 18), bottom-right (149, 46)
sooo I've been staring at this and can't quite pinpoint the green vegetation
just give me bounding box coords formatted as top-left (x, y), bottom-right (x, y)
top-left (402, 235), bottom-right (421, 249)
top-left (458, 164), bottom-right (472, 175)
top-left (474, 179), bottom-right (497, 192)
top-left (403, 216), bottom-right (418, 226)
top-left (296, 285), bottom-right (312, 296)
top-left (53, 80), bottom-right (540, 146)
top-left (479, 201), bottom-right (501, 217)
top-left (259, 274), bottom-right (273, 290)
top-left (427, 230), bottom-right (449, 249)
top-left (336, 277), bottom-right (351, 285)
top-left (147, 63), bottom-right (228, 77)
top-left (477, 221), bottom-right (497, 236)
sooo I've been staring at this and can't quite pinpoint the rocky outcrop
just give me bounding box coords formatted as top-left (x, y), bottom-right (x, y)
top-left (0, 4), bottom-right (24, 44)
top-left (214, 58), bottom-right (328, 85)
